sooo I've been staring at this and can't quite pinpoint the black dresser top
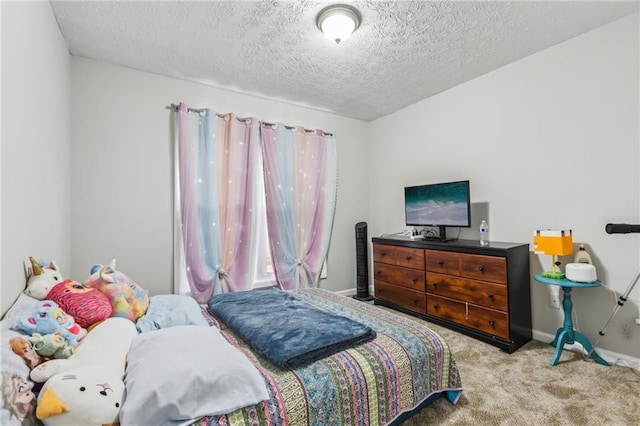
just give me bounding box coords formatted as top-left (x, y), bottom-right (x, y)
top-left (372, 235), bottom-right (529, 256)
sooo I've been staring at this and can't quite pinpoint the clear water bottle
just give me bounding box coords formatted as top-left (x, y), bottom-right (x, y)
top-left (480, 220), bottom-right (489, 246)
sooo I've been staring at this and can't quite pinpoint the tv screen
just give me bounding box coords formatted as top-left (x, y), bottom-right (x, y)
top-left (404, 180), bottom-right (471, 227)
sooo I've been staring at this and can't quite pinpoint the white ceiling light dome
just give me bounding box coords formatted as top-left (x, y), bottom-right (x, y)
top-left (316, 4), bottom-right (362, 44)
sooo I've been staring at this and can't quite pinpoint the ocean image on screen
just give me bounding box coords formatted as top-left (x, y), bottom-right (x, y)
top-left (405, 181), bottom-right (469, 226)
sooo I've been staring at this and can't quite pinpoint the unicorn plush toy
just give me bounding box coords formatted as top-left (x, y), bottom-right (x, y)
top-left (24, 257), bottom-right (64, 300)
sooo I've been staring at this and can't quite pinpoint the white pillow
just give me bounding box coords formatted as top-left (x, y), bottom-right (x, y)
top-left (119, 325), bottom-right (269, 426)
top-left (135, 294), bottom-right (209, 333)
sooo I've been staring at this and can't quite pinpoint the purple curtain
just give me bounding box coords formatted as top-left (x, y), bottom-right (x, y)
top-left (261, 124), bottom-right (337, 289)
top-left (175, 103), bottom-right (260, 302)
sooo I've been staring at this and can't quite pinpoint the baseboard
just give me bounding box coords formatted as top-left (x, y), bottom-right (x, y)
top-left (335, 286), bottom-right (366, 297)
top-left (334, 288), bottom-right (356, 297)
top-left (532, 330), bottom-right (640, 370)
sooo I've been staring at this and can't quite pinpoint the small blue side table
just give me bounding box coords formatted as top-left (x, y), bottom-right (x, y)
top-left (534, 274), bottom-right (610, 367)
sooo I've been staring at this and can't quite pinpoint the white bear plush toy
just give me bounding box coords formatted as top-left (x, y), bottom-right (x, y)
top-left (35, 366), bottom-right (125, 426)
top-left (30, 317), bottom-right (138, 426)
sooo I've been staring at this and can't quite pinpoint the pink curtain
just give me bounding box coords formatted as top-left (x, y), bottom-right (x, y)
top-left (175, 103), bottom-right (260, 302)
top-left (261, 124), bottom-right (338, 290)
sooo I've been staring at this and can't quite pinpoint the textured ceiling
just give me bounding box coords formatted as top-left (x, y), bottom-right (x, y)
top-left (49, 1), bottom-right (639, 121)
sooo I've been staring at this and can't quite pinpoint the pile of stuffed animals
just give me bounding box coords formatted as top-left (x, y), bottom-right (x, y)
top-left (10, 256), bottom-right (149, 426)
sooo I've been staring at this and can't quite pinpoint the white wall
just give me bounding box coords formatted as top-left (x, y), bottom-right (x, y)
top-left (1, 2), bottom-right (71, 315)
top-left (69, 57), bottom-right (369, 297)
top-left (368, 13), bottom-right (640, 360)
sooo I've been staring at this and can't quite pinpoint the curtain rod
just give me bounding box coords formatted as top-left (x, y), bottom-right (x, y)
top-left (166, 104), bottom-right (250, 122)
top-left (166, 104), bottom-right (333, 136)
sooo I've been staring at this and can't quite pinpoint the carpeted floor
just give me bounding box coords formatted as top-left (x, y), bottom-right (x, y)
top-left (376, 306), bottom-right (640, 425)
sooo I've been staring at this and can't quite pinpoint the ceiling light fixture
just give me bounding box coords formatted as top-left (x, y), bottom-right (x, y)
top-left (316, 4), bottom-right (361, 44)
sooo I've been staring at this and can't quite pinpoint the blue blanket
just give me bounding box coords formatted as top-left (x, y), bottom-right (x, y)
top-left (207, 287), bottom-right (376, 369)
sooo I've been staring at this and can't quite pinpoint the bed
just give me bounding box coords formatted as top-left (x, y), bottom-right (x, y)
top-left (1, 287), bottom-right (462, 426)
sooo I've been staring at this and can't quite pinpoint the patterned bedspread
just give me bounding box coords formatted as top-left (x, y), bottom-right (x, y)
top-left (195, 288), bottom-right (462, 426)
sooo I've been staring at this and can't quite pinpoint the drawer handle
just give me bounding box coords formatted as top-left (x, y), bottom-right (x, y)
top-left (488, 293), bottom-right (494, 299)
top-left (432, 282), bottom-right (438, 288)
top-left (438, 261), bottom-right (444, 266)
top-left (406, 255), bottom-right (412, 261)
top-left (413, 298), bottom-right (419, 304)
top-left (412, 277), bottom-right (418, 282)
top-left (488, 320), bottom-right (495, 326)
top-left (478, 266), bottom-right (485, 272)
top-left (433, 304), bottom-right (439, 309)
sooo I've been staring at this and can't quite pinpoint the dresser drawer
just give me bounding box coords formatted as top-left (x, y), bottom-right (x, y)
top-left (460, 253), bottom-right (507, 284)
top-left (425, 250), bottom-right (461, 275)
top-left (426, 273), bottom-right (507, 311)
top-left (467, 304), bottom-right (509, 339)
top-left (427, 294), bottom-right (466, 323)
top-left (375, 281), bottom-right (426, 314)
top-left (374, 262), bottom-right (425, 291)
top-left (427, 294), bottom-right (509, 339)
top-left (374, 244), bottom-right (424, 270)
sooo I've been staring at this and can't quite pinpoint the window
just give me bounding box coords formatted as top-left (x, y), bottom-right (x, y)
top-left (253, 157), bottom-right (276, 288)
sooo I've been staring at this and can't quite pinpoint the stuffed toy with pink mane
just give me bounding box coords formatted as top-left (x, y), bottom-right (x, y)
top-left (84, 261), bottom-right (149, 322)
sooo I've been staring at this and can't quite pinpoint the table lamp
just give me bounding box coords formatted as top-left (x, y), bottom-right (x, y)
top-left (533, 229), bottom-right (573, 279)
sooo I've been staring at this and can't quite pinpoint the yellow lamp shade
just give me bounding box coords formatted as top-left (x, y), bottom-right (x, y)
top-left (533, 229), bottom-right (573, 256)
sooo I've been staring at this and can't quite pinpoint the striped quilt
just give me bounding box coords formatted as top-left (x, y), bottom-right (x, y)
top-left (195, 288), bottom-right (462, 426)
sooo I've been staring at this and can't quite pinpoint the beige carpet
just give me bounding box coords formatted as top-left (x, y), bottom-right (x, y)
top-left (376, 306), bottom-right (640, 425)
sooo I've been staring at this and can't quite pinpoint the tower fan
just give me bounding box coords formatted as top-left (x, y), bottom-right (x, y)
top-left (353, 222), bottom-right (373, 301)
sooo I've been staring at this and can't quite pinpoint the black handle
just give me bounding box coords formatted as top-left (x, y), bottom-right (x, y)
top-left (606, 223), bottom-right (640, 234)
top-left (438, 261), bottom-right (444, 266)
top-left (488, 293), bottom-right (494, 299)
top-left (478, 266), bottom-right (484, 272)
top-left (488, 320), bottom-right (495, 326)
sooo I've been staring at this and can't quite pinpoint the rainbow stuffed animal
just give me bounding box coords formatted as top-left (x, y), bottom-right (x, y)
top-left (84, 262), bottom-right (149, 322)
top-left (17, 301), bottom-right (87, 346)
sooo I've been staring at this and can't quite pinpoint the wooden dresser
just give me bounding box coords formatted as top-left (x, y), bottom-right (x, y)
top-left (372, 236), bottom-right (531, 353)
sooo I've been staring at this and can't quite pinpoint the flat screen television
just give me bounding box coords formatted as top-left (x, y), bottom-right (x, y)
top-left (404, 180), bottom-right (471, 241)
